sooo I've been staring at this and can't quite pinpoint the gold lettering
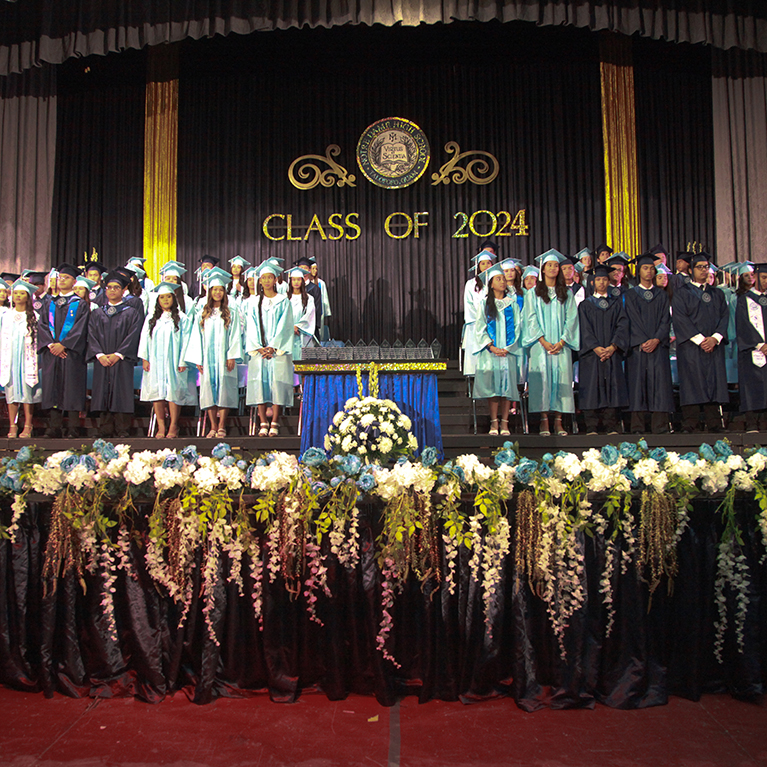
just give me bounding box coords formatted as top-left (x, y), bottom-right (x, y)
top-left (304, 214), bottom-right (328, 241)
top-left (384, 212), bottom-right (413, 239)
top-left (262, 213), bottom-right (285, 241)
top-left (286, 214), bottom-right (302, 241)
top-left (345, 213), bottom-right (361, 240)
top-left (413, 211), bottom-right (429, 239)
top-left (327, 213), bottom-right (345, 240)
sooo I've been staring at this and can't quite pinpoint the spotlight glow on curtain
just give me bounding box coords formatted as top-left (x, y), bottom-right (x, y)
top-left (600, 33), bottom-right (641, 258)
top-left (143, 45), bottom-right (178, 283)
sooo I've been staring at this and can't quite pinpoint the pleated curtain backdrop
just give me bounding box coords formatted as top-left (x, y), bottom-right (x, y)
top-left (0, 64), bottom-right (57, 273)
top-left (713, 47), bottom-right (767, 264)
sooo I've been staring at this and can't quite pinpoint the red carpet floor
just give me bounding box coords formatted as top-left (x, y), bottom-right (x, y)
top-left (1, 687), bottom-right (765, 767)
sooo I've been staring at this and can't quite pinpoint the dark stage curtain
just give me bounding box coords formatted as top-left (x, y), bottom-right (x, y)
top-left (50, 50), bottom-right (145, 269)
top-left (1, 498), bottom-right (764, 706)
top-left (2, 0), bottom-right (767, 76)
top-left (633, 37), bottom-right (716, 257)
top-left (176, 23), bottom-right (605, 357)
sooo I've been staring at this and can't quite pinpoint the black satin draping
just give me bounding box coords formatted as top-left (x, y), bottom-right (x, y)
top-left (50, 50), bottom-right (145, 268)
top-left (634, 37), bottom-right (716, 258)
top-left (2, 0), bottom-right (767, 76)
top-left (176, 22), bottom-right (606, 357)
top-left (1, 497), bottom-right (764, 706)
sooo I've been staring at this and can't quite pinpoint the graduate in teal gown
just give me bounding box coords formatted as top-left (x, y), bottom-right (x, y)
top-left (185, 268), bottom-right (243, 438)
top-left (245, 260), bottom-right (294, 437)
top-left (0, 280), bottom-right (41, 438)
top-left (287, 268), bottom-right (317, 384)
top-left (522, 249), bottom-right (580, 436)
top-left (139, 282), bottom-right (196, 439)
top-left (473, 265), bottom-right (521, 435)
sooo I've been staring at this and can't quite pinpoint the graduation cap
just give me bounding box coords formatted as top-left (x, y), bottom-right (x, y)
top-left (690, 253), bottom-right (712, 268)
top-left (648, 243), bottom-right (669, 257)
top-left (521, 265), bottom-right (540, 280)
top-left (80, 261), bottom-right (106, 275)
top-left (202, 267), bottom-right (232, 288)
top-left (127, 256), bottom-right (147, 266)
top-left (632, 254), bottom-right (659, 269)
top-left (0, 278), bottom-right (11, 291)
top-left (21, 270), bottom-right (47, 285)
top-left (733, 262), bottom-right (756, 276)
top-left (293, 256), bottom-right (314, 268)
top-left (606, 252), bottom-right (630, 268)
top-left (675, 252), bottom-right (694, 263)
top-left (104, 271), bottom-right (130, 289)
top-left (10, 279), bottom-right (37, 296)
top-left (479, 264), bottom-right (506, 286)
top-left (535, 248), bottom-right (567, 267)
top-left (230, 255), bottom-right (252, 269)
top-left (154, 281), bottom-right (181, 296)
top-left (0, 272), bottom-right (19, 282)
top-left (74, 275), bottom-right (97, 290)
top-left (124, 262), bottom-right (146, 278)
top-left (256, 260), bottom-right (282, 278)
top-left (499, 258), bottom-right (522, 270)
top-left (480, 240), bottom-right (499, 252)
top-left (286, 267), bottom-right (307, 281)
top-left (243, 267), bottom-right (258, 280)
top-left (200, 254), bottom-right (219, 267)
top-left (159, 262), bottom-right (187, 279)
top-left (573, 247), bottom-right (592, 262)
top-left (753, 263), bottom-right (767, 275)
top-left (593, 243), bottom-right (613, 257)
top-left (574, 262), bottom-right (586, 274)
top-left (656, 263), bottom-right (673, 276)
top-left (588, 264), bottom-right (614, 278)
top-left (57, 263), bottom-right (79, 278)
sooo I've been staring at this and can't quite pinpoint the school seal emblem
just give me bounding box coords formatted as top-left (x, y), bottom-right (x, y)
top-left (356, 118), bottom-right (430, 189)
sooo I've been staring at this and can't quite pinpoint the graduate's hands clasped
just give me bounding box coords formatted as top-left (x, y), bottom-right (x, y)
top-left (700, 336), bottom-right (718, 353)
top-left (257, 347), bottom-right (276, 359)
top-left (488, 344), bottom-right (508, 357)
top-left (540, 338), bottom-right (564, 355)
top-left (98, 353), bottom-right (120, 367)
top-left (49, 342), bottom-right (67, 359)
top-left (594, 344), bottom-right (616, 362)
top-left (641, 338), bottom-right (660, 353)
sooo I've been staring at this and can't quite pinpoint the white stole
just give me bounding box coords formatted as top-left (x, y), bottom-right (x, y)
top-left (747, 294), bottom-right (766, 368)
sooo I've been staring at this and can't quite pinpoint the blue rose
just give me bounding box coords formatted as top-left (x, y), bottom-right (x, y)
top-left (620, 468), bottom-right (638, 488)
top-left (542, 453), bottom-right (554, 463)
top-left (680, 452), bottom-right (699, 464)
top-left (515, 457), bottom-right (538, 485)
top-left (256, 457), bottom-right (267, 467)
top-left (311, 480), bottom-right (330, 496)
top-left (330, 475), bottom-right (345, 488)
top-left (60, 455), bottom-right (79, 473)
top-left (356, 473), bottom-right (376, 493)
top-left (5, 459), bottom-right (19, 471)
top-left (453, 466), bottom-right (466, 483)
top-left (638, 439), bottom-right (648, 452)
top-left (494, 449), bottom-right (516, 467)
top-left (438, 473), bottom-right (448, 485)
top-left (92, 439), bottom-right (106, 453)
top-left (699, 443), bottom-right (716, 462)
top-left (714, 439), bottom-right (733, 458)
top-left (396, 456), bottom-right (409, 466)
top-left (600, 445), bottom-right (619, 466)
top-left (538, 462), bottom-right (553, 479)
top-left (503, 441), bottom-right (514, 450)
top-left (211, 442), bottom-right (231, 460)
top-left (180, 446), bottom-right (199, 465)
top-left (220, 455), bottom-right (236, 467)
top-left (619, 442), bottom-right (641, 460)
top-left (266, 453), bottom-right (278, 465)
top-left (100, 443), bottom-right (119, 462)
top-left (420, 446), bottom-right (438, 468)
top-left (162, 454), bottom-right (184, 471)
top-left (301, 447), bottom-right (328, 467)
top-left (16, 446), bottom-right (33, 463)
top-left (649, 447), bottom-right (667, 463)
top-left (79, 454), bottom-right (97, 472)
top-left (443, 460), bottom-right (453, 472)
top-left (340, 454), bottom-right (363, 476)
top-left (245, 465), bottom-right (255, 484)
top-left (236, 460), bottom-right (247, 471)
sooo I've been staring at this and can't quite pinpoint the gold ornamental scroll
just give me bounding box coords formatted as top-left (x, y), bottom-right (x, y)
top-left (599, 33), bottom-right (641, 260)
top-left (143, 44), bottom-right (179, 284)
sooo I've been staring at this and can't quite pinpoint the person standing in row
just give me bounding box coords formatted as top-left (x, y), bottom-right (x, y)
top-left (623, 254), bottom-right (673, 434)
top-left (522, 249), bottom-right (579, 436)
top-left (37, 264), bottom-right (91, 438)
top-left (735, 263), bottom-right (767, 432)
top-left (87, 271), bottom-right (143, 438)
top-left (461, 249), bottom-right (495, 377)
top-left (673, 253), bottom-right (729, 433)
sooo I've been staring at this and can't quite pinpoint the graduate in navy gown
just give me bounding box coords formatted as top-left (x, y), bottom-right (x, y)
top-left (37, 263), bottom-right (91, 437)
top-left (735, 263), bottom-right (767, 432)
top-left (672, 252), bottom-right (729, 432)
top-left (87, 271), bottom-right (143, 437)
top-left (577, 264), bottom-right (629, 434)
top-left (624, 254), bottom-right (673, 434)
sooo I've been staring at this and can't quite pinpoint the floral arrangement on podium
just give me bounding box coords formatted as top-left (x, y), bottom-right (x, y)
top-left (1, 412), bottom-right (767, 667)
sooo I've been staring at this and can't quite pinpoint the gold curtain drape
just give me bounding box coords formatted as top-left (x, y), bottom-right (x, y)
top-left (143, 44), bottom-right (179, 284)
top-left (599, 33), bottom-right (641, 258)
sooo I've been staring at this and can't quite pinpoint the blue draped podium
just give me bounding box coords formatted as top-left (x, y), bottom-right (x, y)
top-left (300, 372), bottom-right (443, 459)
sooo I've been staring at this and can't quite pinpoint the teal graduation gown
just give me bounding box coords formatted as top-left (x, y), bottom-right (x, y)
top-left (472, 295), bottom-right (521, 400)
top-left (0, 309), bottom-right (42, 405)
top-left (522, 287), bottom-right (580, 413)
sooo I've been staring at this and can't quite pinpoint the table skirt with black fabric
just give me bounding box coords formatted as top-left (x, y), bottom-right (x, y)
top-left (299, 373), bottom-right (443, 459)
top-left (0, 498), bottom-right (765, 707)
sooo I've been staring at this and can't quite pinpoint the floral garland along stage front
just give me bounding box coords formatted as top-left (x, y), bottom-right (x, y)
top-left (1, 397), bottom-right (766, 667)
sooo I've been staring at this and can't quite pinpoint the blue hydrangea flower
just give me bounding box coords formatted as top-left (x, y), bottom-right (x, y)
top-left (420, 446), bottom-right (438, 468)
top-left (680, 452), bottom-right (699, 464)
top-left (620, 468), bottom-right (638, 488)
top-left (256, 457), bottom-right (267, 467)
top-left (699, 443), bottom-right (716, 462)
top-left (714, 440), bottom-right (733, 458)
top-left (162, 454), bottom-right (184, 471)
top-left (356, 473), bottom-right (376, 492)
top-left (600, 445), bottom-right (619, 466)
top-left (220, 455), bottom-right (236, 467)
top-left (60, 455), bottom-right (79, 473)
top-left (180, 446), bottom-right (199, 465)
top-left (211, 442), bottom-right (231, 460)
top-left (5, 459), bottom-right (19, 471)
top-left (515, 457), bottom-right (538, 485)
top-left (266, 453), bottom-right (278, 465)
top-left (301, 447), bottom-right (328, 467)
top-left (649, 447), bottom-right (667, 463)
top-left (79, 454), bottom-right (97, 472)
top-left (340, 454), bottom-right (363, 476)
top-left (494, 449), bottom-right (516, 467)
top-left (542, 452), bottom-right (554, 463)
top-left (311, 480), bottom-right (330, 495)
top-left (15, 446), bottom-right (33, 463)
top-left (236, 460), bottom-right (248, 471)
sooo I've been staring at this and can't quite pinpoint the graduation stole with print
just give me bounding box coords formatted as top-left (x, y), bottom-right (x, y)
top-left (486, 302), bottom-right (515, 347)
top-left (49, 296), bottom-right (81, 342)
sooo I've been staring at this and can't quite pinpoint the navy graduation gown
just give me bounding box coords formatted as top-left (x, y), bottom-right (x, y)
top-left (624, 285), bottom-right (673, 413)
top-left (735, 291), bottom-right (767, 412)
top-left (672, 282), bottom-right (729, 406)
top-left (87, 302), bottom-right (142, 413)
top-left (37, 293), bottom-right (90, 410)
top-left (577, 294), bottom-right (629, 410)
